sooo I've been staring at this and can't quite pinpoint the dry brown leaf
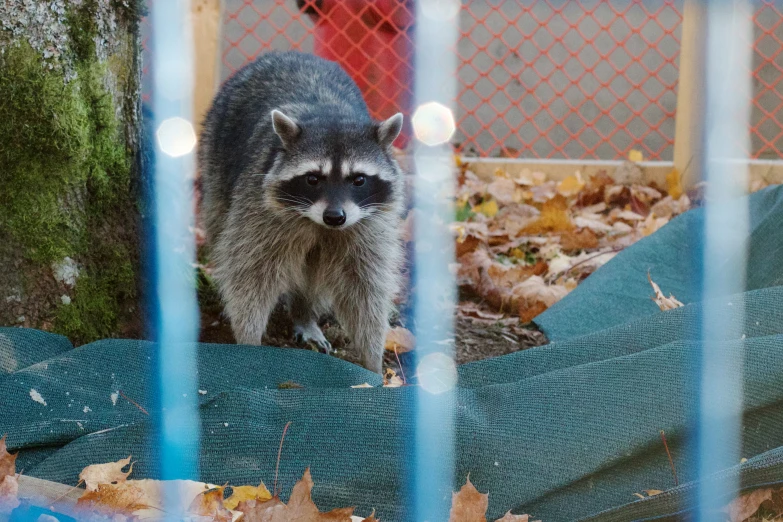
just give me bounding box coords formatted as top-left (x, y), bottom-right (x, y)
top-left (384, 327), bottom-right (415, 353)
top-left (79, 456), bottom-right (134, 491)
top-left (77, 482), bottom-right (151, 516)
top-left (559, 228), bottom-right (598, 251)
top-left (188, 487), bottom-right (233, 522)
top-left (648, 273), bottom-right (684, 311)
top-left (224, 484), bottom-right (273, 510)
top-left (449, 477), bottom-right (488, 522)
top-left (77, 478), bottom-right (215, 520)
top-left (0, 475), bottom-right (19, 515)
top-left (614, 161), bottom-right (644, 185)
top-left (521, 195), bottom-right (573, 234)
top-left (0, 435), bottom-right (17, 480)
top-left (237, 469), bottom-right (354, 522)
top-left (518, 300), bottom-right (549, 323)
top-left (724, 487), bottom-right (777, 522)
top-left (486, 260), bottom-right (548, 290)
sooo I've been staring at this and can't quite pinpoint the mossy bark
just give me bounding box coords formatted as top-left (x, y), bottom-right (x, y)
top-left (0, 0), bottom-right (144, 344)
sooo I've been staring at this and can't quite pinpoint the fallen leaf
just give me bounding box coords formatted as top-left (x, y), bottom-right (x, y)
top-left (188, 487), bottom-right (233, 522)
top-left (449, 476), bottom-right (488, 522)
top-left (628, 149), bottom-right (644, 162)
top-left (645, 489), bottom-right (663, 496)
top-left (473, 199), bottom-right (499, 218)
top-left (0, 475), bottom-right (19, 515)
top-left (512, 169), bottom-right (547, 187)
top-left (556, 172), bottom-right (585, 197)
top-left (518, 301), bottom-right (549, 323)
top-left (79, 456), bottom-right (134, 491)
top-left (383, 368), bottom-right (404, 387)
top-left (521, 195), bottom-right (573, 234)
top-left (487, 177), bottom-right (520, 205)
top-left (723, 487), bottom-right (780, 522)
top-left (385, 327), bottom-right (415, 353)
top-left (640, 213), bottom-right (669, 237)
top-left (613, 162), bottom-right (643, 186)
top-left (237, 469), bottom-right (354, 522)
top-left (559, 228), bottom-right (598, 251)
top-left (77, 479), bottom-right (215, 520)
top-left (666, 168), bottom-right (683, 199)
top-left (224, 484), bottom-right (273, 510)
top-left (648, 272), bottom-right (684, 311)
top-left (351, 383), bottom-right (374, 389)
top-left (77, 482), bottom-right (151, 516)
top-left (0, 435), bottom-right (17, 480)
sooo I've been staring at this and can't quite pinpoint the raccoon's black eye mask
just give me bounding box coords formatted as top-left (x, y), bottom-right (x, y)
top-left (275, 171), bottom-right (392, 208)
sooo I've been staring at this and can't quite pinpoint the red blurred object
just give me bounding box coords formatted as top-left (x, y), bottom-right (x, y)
top-left (298, 0), bottom-right (414, 147)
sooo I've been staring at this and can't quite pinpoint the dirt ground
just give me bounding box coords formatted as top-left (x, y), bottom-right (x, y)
top-left (197, 273), bottom-right (548, 377)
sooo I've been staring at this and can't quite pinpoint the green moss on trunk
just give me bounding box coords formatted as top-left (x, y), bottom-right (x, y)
top-left (0, 0), bottom-right (139, 344)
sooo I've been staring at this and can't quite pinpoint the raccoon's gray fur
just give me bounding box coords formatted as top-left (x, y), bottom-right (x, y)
top-left (198, 51), bottom-right (405, 373)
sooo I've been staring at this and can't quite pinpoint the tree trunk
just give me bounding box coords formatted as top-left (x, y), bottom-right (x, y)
top-left (0, 0), bottom-right (144, 344)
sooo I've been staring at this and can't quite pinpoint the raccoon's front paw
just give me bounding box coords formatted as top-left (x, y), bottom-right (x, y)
top-left (293, 323), bottom-right (332, 354)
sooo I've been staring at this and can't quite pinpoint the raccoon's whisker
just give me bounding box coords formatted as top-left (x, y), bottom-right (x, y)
top-left (279, 191), bottom-right (313, 205)
top-left (356, 192), bottom-right (385, 206)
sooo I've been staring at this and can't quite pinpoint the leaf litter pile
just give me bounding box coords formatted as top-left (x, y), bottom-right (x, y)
top-left (3, 441), bottom-right (781, 522)
top-left (197, 155), bottom-right (702, 367)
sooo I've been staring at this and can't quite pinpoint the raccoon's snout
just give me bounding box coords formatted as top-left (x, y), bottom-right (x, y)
top-left (323, 208), bottom-right (346, 227)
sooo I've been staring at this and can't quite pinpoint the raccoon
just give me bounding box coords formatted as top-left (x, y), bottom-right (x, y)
top-left (198, 51), bottom-right (405, 373)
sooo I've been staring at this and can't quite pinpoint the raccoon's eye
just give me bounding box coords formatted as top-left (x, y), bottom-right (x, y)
top-left (352, 175), bottom-right (366, 187)
top-left (306, 174), bottom-right (320, 186)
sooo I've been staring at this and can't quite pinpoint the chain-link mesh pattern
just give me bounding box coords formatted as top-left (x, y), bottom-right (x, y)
top-left (141, 0), bottom-right (783, 160)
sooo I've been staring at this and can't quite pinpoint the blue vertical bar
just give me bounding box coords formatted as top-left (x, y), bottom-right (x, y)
top-left (697, 0), bottom-right (752, 519)
top-left (412, 1), bottom-right (460, 520)
top-left (150, 0), bottom-right (200, 505)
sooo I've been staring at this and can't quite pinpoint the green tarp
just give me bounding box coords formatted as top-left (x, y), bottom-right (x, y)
top-left (2, 186), bottom-right (783, 521)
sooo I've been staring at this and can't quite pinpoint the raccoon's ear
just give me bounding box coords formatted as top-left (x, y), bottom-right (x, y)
top-left (376, 113), bottom-right (403, 149)
top-left (271, 110), bottom-right (301, 148)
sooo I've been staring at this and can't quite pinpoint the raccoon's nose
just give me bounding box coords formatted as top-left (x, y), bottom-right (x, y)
top-left (323, 208), bottom-right (346, 227)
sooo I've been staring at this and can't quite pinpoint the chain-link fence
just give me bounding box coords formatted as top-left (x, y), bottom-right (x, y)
top-left (142, 0), bottom-right (783, 160)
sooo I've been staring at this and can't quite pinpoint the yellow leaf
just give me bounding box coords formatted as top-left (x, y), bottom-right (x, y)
top-left (556, 172), bottom-right (586, 197)
top-left (510, 248), bottom-right (526, 259)
top-left (224, 483), bottom-right (272, 510)
top-left (473, 199), bottom-right (499, 218)
top-left (455, 155), bottom-right (463, 168)
top-left (628, 149), bottom-right (644, 163)
top-left (645, 489), bottom-right (663, 496)
top-left (666, 168), bottom-right (683, 199)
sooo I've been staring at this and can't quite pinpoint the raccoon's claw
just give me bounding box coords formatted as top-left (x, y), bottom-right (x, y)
top-left (293, 324), bottom-right (332, 354)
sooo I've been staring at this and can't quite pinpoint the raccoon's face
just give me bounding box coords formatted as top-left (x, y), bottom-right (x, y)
top-left (267, 110), bottom-right (404, 229)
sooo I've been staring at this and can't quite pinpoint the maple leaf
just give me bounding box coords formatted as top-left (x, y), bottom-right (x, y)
top-left (0, 435), bottom-right (17, 480)
top-left (487, 177), bottom-right (521, 205)
top-left (79, 455), bottom-right (134, 491)
top-left (0, 475), bottom-right (19, 515)
top-left (188, 486), bottom-right (233, 522)
top-left (384, 327), bottom-right (415, 354)
top-left (448, 477), bottom-right (535, 522)
top-left (224, 483), bottom-right (273, 510)
top-left (237, 468), bottom-right (354, 522)
top-left (520, 195), bottom-right (573, 235)
top-left (449, 477), bottom-right (488, 522)
top-left (648, 272), bottom-right (684, 311)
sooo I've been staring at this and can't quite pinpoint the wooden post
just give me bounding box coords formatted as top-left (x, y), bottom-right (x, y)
top-left (673, 0), bottom-right (707, 187)
top-left (191, 0), bottom-right (223, 133)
